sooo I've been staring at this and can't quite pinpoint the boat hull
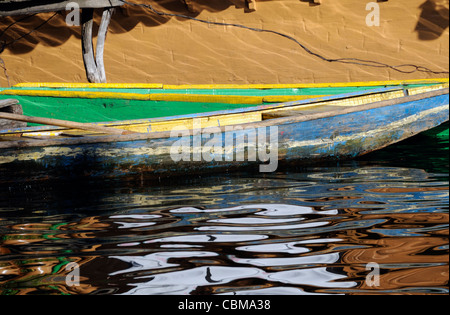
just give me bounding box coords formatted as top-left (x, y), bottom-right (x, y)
top-left (0, 88), bottom-right (448, 182)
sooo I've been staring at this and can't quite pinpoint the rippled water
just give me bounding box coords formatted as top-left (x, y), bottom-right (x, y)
top-left (0, 123), bottom-right (448, 295)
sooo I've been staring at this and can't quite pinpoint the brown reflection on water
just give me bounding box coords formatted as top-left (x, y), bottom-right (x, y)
top-left (1, 203), bottom-right (448, 295)
top-left (340, 209), bottom-right (448, 295)
top-left (367, 187), bottom-right (449, 193)
top-left (0, 255), bottom-right (100, 295)
top-left (0, 217), bottom-right (114, 295)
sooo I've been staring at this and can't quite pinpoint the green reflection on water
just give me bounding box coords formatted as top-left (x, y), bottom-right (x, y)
top-left (360, 122), bottom-right (449, 174)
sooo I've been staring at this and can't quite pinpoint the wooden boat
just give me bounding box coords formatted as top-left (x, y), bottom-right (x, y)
top-left (0, 79), bottom-right (448, 182)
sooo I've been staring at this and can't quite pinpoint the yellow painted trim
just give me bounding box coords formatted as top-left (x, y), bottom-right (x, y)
top-left (0, 89), bottom-right (265, 104)
top-left (13, 78), bottom-right (449, 90)
top-left (13, 83), bottom-right (164, 89)
top-left (163, 78), bottom-right (449, 90)
top-left (1, 89), bottom-right (150, 100)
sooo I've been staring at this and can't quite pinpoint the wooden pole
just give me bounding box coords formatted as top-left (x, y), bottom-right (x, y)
top-left (81, 7), bottom-right (114, 83)
top-left (96, 7), bottom-right (115, 83)
top-left (0, 112), bottom-right (135, 135)
top-left (81, 8), bottom-right (99, 83)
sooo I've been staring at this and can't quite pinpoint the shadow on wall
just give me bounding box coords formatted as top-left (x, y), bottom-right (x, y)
top-left (2, 0), bottom-right (231, 54)
top-left (415, 0), bottom-right (449, 40)
top-left (0, 0), bottom-right (449, 55)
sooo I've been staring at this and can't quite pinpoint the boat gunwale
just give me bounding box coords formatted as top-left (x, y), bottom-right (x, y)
top-left (12, 78), bottom-right (450, 90)
top-left (3, 80), bottom-right (448, 104)
top-left (0, 87), bottom-right (448, 150)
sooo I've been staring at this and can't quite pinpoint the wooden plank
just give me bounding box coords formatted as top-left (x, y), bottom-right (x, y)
top-left (262, 110), bottom-right (306, 119)
top-left (0, 0), bottom-right (123, 16)
top-left (0, 99), bottom-right (26, 129)
top-left (0, 98), bottom-right (18, 109)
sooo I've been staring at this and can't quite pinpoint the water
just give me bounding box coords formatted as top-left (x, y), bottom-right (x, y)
top-left (0, 123), bottom-right (448, 295)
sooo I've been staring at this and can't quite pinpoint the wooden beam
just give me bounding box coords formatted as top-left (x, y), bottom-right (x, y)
top-left (0, 99), bottom-right (18, 109)
top-left (262, 110), bottom-right (306, 120)
top-left (81, 7), bottom-right (114, 83)
top-left (95, 7), bottom-right (115, 83)
top-left (246, 0), bottom-right (257, 11)
top-left (0, 99), bottom-right (26, 130)
top-left (0, 0), bottom-right (123, 16)
top-left (81, 8), bottom-right (98, 83)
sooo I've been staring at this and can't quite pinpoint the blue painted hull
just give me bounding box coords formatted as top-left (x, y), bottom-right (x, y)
top-left (0, 87), bottom-right (448, 182)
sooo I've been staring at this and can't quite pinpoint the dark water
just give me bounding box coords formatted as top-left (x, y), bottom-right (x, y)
top-left (0, 123), bottom-right (448, 295)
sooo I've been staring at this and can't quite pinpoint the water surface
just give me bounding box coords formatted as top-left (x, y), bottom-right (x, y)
top-left (0, 123), bottom-right (448, 295)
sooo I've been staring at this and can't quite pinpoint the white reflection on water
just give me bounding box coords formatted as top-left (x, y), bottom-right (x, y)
top-left (236, 238), bottom-right (342, 254)
top-left (110, 251), bottom-right (219, 274)
top-left (229, 252), bottom-right (341, 267)
top-left (109, 203), bottom-right (356, 295)
top-left (169, 204), bottom-right (337, 216)
top-left (197, 221), bottom-right (329, 231)
top-left (109, 263), bottom-right (356, 295)
top-left (145, 234), bottom-right (269, 243)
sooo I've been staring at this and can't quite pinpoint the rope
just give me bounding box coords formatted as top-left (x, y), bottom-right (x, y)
top-left (119, 0), bottom-right (449, 75)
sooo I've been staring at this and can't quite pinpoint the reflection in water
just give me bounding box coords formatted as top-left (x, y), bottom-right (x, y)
top-left (0, 123), bottom-right (448, 295)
